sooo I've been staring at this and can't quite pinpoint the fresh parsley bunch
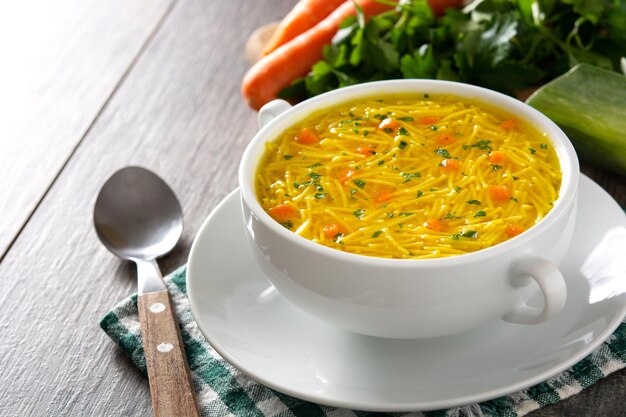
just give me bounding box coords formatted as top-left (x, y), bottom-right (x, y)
top-left (279, 0), bottom-right (626, 100)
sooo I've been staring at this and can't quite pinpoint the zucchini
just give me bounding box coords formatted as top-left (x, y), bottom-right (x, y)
top-left (526, 64), bottom-right (626, 177)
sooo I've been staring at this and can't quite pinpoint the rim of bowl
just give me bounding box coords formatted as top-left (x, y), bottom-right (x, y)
top-left (239, 79), bottom-right (579, 269)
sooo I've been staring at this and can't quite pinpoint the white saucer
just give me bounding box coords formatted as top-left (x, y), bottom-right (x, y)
top-left (187, 175), bottom-right (626, 412)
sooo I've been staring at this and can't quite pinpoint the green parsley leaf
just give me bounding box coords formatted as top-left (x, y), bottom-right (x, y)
top-left (529, 147), bottom-right (537, 154)
top-left (283, 155), bottom-right (293, 160)
top-left (371, 230), bottom-right (383, 238)
top-left (417, 190), bottom-right (424, 198)
top-left (540, 143), bottom-right (548, 149)
top-left (444, 212), bottom-right (461, 219)
top-left (399, 140), bottom-right (408, 149)
top-left (491, 164), bottom-right (503, 172)
top-left (474, 210), bottom-right (486, 217)
top-left (377, 160), bottom-right (385, 165)
top-left (314, 193), bottom-right (327, 199)
top-left (398, 127), bottom-right (409, 136)
top-left (353, 209), bottom-right (365, 218)
top-left (467, 200), bottom-right (482, 205)
top-left (309, 172), bottom-right (322, 180)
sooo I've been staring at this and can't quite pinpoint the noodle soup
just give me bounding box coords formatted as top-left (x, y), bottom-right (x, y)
top-left (255, 95), bottom-right (561, 259)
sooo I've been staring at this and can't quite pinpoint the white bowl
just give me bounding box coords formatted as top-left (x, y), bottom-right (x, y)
top-left (238, 80), bottom-right (579, 339)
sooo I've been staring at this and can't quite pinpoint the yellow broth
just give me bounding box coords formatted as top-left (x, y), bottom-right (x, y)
top-left (255, 95), bottom-right (561, 259)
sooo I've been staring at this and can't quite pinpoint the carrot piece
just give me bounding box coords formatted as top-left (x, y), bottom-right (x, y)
top-left (500, 118), bottom-right (517, 131)
top-left (263, 0), bottom-right (346, 56)
top-left (441, 159), bottom-right (460, 172)
top-left (505, 224), bottom-right (525, 237)
top-left (338, 169), bottom-right (355, 184)
top-left (268, 204), bottom-right (297, 222)
top-left (419, 116), bottom-right (438, 125)
top-left (295, 127), bottom-right (319, 144)
top-left (242, 0), bottom-right (395, 110)
top-left (489, 151), bottom-right (506, 163)
top-left (322, 223), bottom-right (343, 238)
top-left (437, 133), bottom-right (455, 145)
top-left (378, 117), bottom-right (400, 131)
top-left (425, 218), bottom-right (446, 231)
top-left (489, 185), bottom-right (511, 201)
top-left (373, 188), bottom-right (394, 203)
top-left (356, 145), bottom-right (376, 156)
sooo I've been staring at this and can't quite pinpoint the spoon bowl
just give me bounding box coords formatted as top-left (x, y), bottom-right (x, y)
top-left (94, 166), bottom-right (183, 261)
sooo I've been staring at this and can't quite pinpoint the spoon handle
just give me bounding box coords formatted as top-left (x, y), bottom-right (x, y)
top-left (138, 290), bottom-right (201, 417)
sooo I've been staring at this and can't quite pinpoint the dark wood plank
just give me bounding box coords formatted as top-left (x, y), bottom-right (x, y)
top-left (0, 0), bottom-right (287, 415)
top-left (0, 0), bottom-right (624, 416)
top-left (0, 0), bottom-right (174, 259)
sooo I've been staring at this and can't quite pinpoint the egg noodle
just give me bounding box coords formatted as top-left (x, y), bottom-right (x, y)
top-left (256, 95), bottom-right (561, 259)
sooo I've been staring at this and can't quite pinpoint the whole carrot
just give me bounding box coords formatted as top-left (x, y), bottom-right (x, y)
top-left (242, 0), bottom-right (395, 110)
top-left (263, 0), bottom-right (347, 56)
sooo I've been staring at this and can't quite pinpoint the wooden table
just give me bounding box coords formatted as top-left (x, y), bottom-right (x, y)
top-left (1, 1), bottom-right (624, 415)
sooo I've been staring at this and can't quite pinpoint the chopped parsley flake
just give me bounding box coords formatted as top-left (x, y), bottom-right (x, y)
top-left (386, 212), bottom-right (394, 218)
top-left (283, 155), bottom-right (293, 160)
top-left (333, 233), bottom-right (344, 244)
top-left (451, 230), bottom-right (478, 240)
top-left (353, 209), bottom-right (365, 218)
top-left (309, 172), bottom-right (322, 180)
top-left (454, 186), bottom-right (462, 193)
top-left (314, 193), bottom-right (327, 199)
top-left (281, 221), bottom-right (293, 230)
top-left (398, 212), bottom-right (415, 217)
top-left (350, 189), bottom-right (357, 199)
top-left (435, 148), bottom-right (452, 159)
top-left (371, 230), bottom-right (383, 238)
top-left (398, 127), bottom-right (409, 136)
top-left (540, 143), bottom-right (548, 149)
top-left (308, 162), bottom-right (322, 168)
top-left (474, 210), bottom-right (486, 217)
top-left (466, 200), bottom-right (482, 205)
top-left (377, 160), bottom-right (385, 165)
top-left (353, 179), bottom-right (366, 188)
top-left (363, 130), bottom-right (370, 137)
top-left (491, 164), bottom-right (503, 172)
top-left (529, 147), bottom-right (537, 154)
top-left (444, 213), bottom-right (461, 219)
top-left (383, 127), bottom-right (394, 134)
top-left (399, 140), bottom-right (408, 149)
top-left (511, 197), bottom-right (518, 202)
top-left (463, 140), bottom-right (492, 151)
top-left (401, 172), bottom-right (421, 181)
top-left (417, 190), bottom-right (424, 198)
top-left (430, 125), bottom-right (439, 131)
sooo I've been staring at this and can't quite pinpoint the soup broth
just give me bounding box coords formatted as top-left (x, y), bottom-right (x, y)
top-left (255, 95), bottom-right (561, 259)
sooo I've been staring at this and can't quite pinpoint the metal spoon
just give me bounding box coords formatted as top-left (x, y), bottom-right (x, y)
top-left (94, 166), bottom-right (200, 417)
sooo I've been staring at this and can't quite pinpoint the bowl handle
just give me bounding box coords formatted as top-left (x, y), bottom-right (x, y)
top-left (258, 99), bottom-right (292, 129)
top-left (502, 256), bottom-right (567, 325)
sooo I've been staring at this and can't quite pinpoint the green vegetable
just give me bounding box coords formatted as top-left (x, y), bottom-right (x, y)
top-left (280, 0), bottom-right (626, 101)
top-left (352, 179), bottom-right (366, 188)
top-left (526, 64), bottom-right (626, 176)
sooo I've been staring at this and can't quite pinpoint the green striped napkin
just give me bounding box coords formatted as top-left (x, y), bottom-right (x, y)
top-left (101, 265), bottom-right (626, 417)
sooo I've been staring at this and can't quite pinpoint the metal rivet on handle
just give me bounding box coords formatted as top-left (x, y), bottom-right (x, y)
top-left (150, 303), bottom-right (166, 313)
top-left (157, 342), bottom-right (174, 353)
